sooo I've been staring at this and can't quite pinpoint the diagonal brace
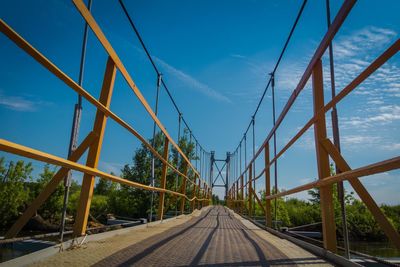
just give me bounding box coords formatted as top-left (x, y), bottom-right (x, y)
top-left (321, 138), bottom-right (400, 249)
top-left (5, 131), bottom-right (97, 238)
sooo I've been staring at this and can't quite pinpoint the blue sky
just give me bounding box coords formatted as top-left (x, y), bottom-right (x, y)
top-left (0, 0), bottom-right (399, 204)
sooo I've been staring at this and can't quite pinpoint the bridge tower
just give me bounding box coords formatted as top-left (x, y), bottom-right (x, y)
top-left (210, 151), bottom-right (231, 201)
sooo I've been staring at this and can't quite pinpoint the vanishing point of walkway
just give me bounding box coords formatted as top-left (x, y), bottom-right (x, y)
top-left (31, 206), bottom-right (332, 266)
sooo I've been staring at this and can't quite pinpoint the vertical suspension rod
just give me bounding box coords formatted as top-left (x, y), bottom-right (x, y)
top-left (60, 0), bottom-right (92, 243)
top-left (326, 0), bottom-right (350, 257)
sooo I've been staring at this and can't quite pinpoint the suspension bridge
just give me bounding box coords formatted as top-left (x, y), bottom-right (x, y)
top-left (1, 0), bottom-right (400, 266)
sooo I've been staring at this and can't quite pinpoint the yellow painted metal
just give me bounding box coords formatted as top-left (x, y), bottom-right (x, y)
top-left (312, 59), bottom-right (337, 252)
top-left (191, 175), bottom-right (197, 211)
top-left (321, 138), bottom-right (400, 249)
top-left (180, 163), bottom-right (189, 214)
top-left (0, 139), bottom-right (212, 201)
top-left (250, 187), bottom-right (265, 214)
top-left (157, 136), bottom-right (170, 220)
top-left (4, 131), bottom-right (97, 238)
top-left (71, 0), bottom-right (206, 186)
top-left (264, 143), bottom-right (272, 227)
top-left (74, 57), bottom-right (116, 236)
top-left (0, 19), bottom-right (197, 189)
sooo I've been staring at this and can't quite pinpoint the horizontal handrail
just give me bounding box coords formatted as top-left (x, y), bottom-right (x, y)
top-left (0, 18), bottom-right (203, 189)
top-left (0, 138), bottom-right (208, 202)
top-left (235, 0), bottom-right (356, 179)
top-left (265, 156), bottom-right (400, 200)
top-left (71, 0), bottom-right (202, 181)
top-left (233, 37), bottom-right (400, 186)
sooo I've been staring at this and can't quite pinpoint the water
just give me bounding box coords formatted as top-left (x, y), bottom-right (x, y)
top-left (253, 218), bottom-right (400, 259)
top-left (0, 240), bottom-right (55, 263)
top-left (341, 240), bottom-right (400, 258)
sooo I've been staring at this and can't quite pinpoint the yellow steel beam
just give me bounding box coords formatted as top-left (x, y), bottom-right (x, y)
top-left (191, 176), bottom-right (197, 211)
top-left (4, 131), bottom-right (97, 238)
top-left (312, 59), bottom-right (337, 252)
top-left (71, 0), bottom-right (206, 186)
top-left (0, 19), bottom-right (199, 190)
top-left (0, 139), bottom-right (212, 202)
top-left (265, 156), bottom-right (400, 200)
top-left (74, 57), bottom-right (116, 236)
top-left (157, 137), bottom-right (170, 220)
top-left (180, 163), bottom-right (188, 214)
top-left (321, 138), bottom-right (400, 249)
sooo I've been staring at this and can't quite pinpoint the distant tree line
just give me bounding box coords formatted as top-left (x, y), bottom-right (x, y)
top-left (0, 130), bottom-right (198, 232)
top-left (1, 134), bottom-right (399, 242)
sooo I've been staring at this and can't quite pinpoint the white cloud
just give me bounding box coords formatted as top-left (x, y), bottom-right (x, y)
top-left (333, 26), bottom-right (397, 59)
top-left (0, 91), bottom-right (50, 112)
top-left (154, 57), bottom-right (232, 103)
top-left (342, 105), bottom-right (400, 129)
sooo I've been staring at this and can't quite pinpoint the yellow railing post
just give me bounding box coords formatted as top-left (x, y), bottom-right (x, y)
top-left (73, 57), bottom-right (116, 236)
top-left (312, 58), bottom-right (337, 252)
top-left (191, 175), bottom-right (197, 211)
top-left (179, 163), bottom-right (189, 214)
top-left (157, 136), bottom-right (170, 220)
top-left (264, 143), bottom-right (272, 227)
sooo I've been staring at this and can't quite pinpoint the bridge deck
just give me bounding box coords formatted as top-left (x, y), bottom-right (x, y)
top-left (31, 206), bottom-right (332, 266)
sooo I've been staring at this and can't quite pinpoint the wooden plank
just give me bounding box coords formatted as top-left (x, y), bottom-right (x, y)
top-left (74, 57), bottom-right (116, 236)
top-left (312, 59), bottom-right (337, 252)
top-left (157, 137), bottom-right (170, 220)
top-left (321, 138), bottom-right (400, 249)
top-left (4, 132), bottom-right (97, 238)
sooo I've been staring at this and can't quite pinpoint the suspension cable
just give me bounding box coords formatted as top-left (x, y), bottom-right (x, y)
top-left (60, 0), bottom-right (92, 243)
top-left (252, 117), bottom-right (257, 217)
top-left (232, 0), bottom-right (307, 157)
top-left (149, 73), bottom-right (162, 222)
top-left (174, 113), bottom-right (182, 216)
top-left (270, 72), bottom-right (278, 229)
top-left (326, 0), bottom-right (350, 258)
top-left (118, 0), bottom-right (207, 156)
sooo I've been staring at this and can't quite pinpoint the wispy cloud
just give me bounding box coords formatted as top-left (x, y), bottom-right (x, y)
top-left (0, 90), bottom-right (50, 112)
top-left (333, 26), bottom-right (397, 59)
top-left (342, 105), bottom-right (400, 128)
top-left (154, 57), bottom-right (232, 103)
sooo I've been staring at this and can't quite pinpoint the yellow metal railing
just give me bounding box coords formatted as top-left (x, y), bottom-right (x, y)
top-left (227, 0), bottom-right (400, 253)
top-left (0, 0), bottom-right (210, 239)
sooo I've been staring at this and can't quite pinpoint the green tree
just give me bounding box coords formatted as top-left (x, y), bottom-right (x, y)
top-left (0, 157), bottom-right (33, 227)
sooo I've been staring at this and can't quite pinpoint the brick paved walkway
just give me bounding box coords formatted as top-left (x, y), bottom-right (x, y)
top-left (93, 206), bottom-right (331, 266)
